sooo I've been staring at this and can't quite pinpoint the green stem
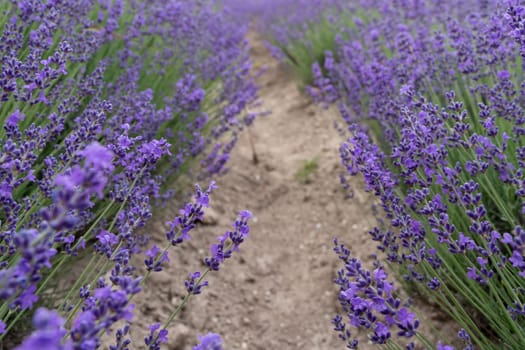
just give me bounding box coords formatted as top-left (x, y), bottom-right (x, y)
top-left (158, 269), bottom-right (210, 340)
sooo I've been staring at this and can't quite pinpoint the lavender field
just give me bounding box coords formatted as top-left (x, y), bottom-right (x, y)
top-left (1, 1), bottom-right (525, 349)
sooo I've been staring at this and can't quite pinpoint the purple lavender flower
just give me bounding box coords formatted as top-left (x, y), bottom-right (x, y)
top-left (205, 210), bottom-right (252, 271)
top-left (109, 324), bottom-right (131, 350)
top-left (78, 142), bottom-right (115, 172)
top-left (166, 182), bottom-right (217, 246)
top-left (436, 342), bottom-right (454, 350)
top-left (144, 245), bottom-right (170, 272)
top-left (185, 271), bottom-right (209, 295)
top-left (15, 308), bottom-right (72, 350)
top-left (144, 323), bottom-right (169, 350)
top-left (333, 239), bottom-right (420, 346)
top-left (95, 230), bottom-right (119, 258)
top-left (193, 333), bottom-right (223, 350)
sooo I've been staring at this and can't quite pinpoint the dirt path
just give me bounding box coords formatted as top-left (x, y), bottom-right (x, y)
top-left (106, 30), bottom-right (467, 350)
top-left (115, 33), bottom-right (380, 350)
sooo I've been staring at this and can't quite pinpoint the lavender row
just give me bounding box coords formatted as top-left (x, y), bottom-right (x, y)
top-left (258, 0), bottom-right (525, 348)
top-left (0, 0), bottom-right (258, 348)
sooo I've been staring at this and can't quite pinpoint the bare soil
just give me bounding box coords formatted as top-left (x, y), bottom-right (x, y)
top-left (108, 33), bottom-right (457, 350)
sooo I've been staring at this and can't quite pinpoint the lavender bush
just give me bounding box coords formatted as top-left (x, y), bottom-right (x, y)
top-left (259, 0), bottom-right (525, 348)
top-left (0, 0), bottom-right (258, 347)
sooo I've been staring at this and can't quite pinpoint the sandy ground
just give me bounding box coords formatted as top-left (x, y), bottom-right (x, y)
top-left (103, 33), bottom-right (458, 350)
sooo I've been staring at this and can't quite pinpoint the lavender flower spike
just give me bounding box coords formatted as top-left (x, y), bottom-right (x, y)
top-left (15, 308), bottom-right (72, 350)
top-left (193, 333), bottom-right (223, 350)
top-left (205, 210), bottom-right (253, 271)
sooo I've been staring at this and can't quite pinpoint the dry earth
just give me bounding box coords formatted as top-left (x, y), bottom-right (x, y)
top-left (105, 33), bottom-right (458, 350)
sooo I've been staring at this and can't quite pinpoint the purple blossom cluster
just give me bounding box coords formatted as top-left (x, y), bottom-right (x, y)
top-left (332, 239), bottom-right (421, 349)
top-left (193, 333), bottom-right (223, 350)
top-left (0, 0), bottom-right (258, 347)
top-left (333, 239), bottom-right (474, 350)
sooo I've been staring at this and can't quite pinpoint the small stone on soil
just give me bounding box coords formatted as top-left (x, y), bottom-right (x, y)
top-left (168, 324), bottom-right (191, 349)
top-left (201, 207), bottom-right (221, 225)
